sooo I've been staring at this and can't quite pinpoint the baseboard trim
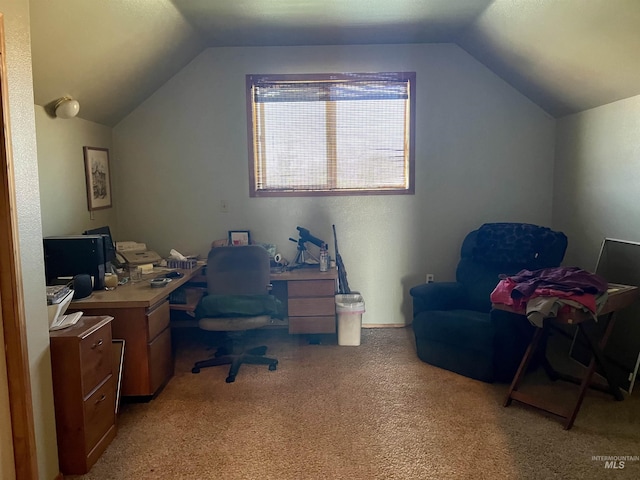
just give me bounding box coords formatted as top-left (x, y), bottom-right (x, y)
top-left (362, 323), bottom-right (407, 328)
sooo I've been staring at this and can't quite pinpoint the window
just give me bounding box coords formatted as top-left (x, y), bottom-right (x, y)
top-left (246, 72), bottom-right (415, 197)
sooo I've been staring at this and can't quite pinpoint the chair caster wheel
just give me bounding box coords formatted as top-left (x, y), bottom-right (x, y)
top-left (226, 375), bottom-right (236, 383)
top-left (192, 367), bottom-right (200, 374)
top-left (269, 362), bottom-right (278, 371)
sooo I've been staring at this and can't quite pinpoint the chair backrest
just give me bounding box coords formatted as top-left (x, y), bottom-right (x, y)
top-left (206, 246), bottom-right (271, 295)
top-left (456, 223), bottom-right (568, 311)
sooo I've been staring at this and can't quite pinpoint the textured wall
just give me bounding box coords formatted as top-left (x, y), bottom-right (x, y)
top-left (114, 43), bottom-right (556, 326)
top-left (553, 94), bottom-right (640, 374)
top-left (0, 1), bottom-right (59, 478)
top-left (35, 107), bottom-right (117, 237)
top-left (554, 94), bottom-right (640, 267)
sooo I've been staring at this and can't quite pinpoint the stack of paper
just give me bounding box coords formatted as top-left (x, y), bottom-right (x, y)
top-left (46, 285), bottom-right (72, 305)
top-left (47, 289), bottom-right (74, 328)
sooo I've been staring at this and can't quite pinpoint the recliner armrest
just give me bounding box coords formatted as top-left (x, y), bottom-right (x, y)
top-left (409, 282), bottom-right (467, 316)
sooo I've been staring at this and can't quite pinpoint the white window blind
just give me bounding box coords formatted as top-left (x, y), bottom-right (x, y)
top-left (246, 72), bottom-right (415, 197)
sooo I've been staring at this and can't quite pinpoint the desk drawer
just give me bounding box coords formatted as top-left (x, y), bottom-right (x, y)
top-left (148, 300), bottom-right (170, 341)
top-left (83, 375), bottom-right (115, 452)
top-left (289, 316), bottom-right (336, 334)
top-left (288, 279), bottom-right (335, 297)
top-left (288, 297), bottom-right (335, 317)
top-left (148, 327), bottom-right (173, 394)
top-left (79, 323), bottom-right (113, 398)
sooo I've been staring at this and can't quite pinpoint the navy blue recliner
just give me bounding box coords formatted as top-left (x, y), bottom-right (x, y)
top-left (410, 223), bottom-right (568, 383)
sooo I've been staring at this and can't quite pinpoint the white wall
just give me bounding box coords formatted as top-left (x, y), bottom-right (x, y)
top-left (0, 1), bottom-right (59, 478)
top-left (553, 95), bottom-right (640, 375)
top-left (553, 95), bottom-right (640, 266)
top-left (113, 43), bottom-right (556, 326)
top-left (35, 106), bottom-right (117, 237)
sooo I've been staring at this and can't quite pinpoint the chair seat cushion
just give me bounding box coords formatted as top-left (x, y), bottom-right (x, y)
top-left (199, 315), bottom-right (272, 332)
top-left (412, 309), bottom-right (494, 355)
top-left (195, 294), bottom-right (284, 319)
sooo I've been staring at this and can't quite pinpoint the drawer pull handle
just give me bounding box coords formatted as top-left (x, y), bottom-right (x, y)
top-left (92, 339), bottom-right (104, 349)
top-left (96, 394), bottom-right (106, 404)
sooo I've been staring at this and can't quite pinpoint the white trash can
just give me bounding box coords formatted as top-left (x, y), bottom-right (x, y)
top-left (335, 294), bottom-right (365, 346)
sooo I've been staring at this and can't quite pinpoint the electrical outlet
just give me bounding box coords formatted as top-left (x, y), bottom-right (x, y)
top-left (426, 273), bottom-right (435, 283)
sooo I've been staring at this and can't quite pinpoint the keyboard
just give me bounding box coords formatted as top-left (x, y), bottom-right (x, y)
top-left (169, 287), bottom-right (187, 304)
top-left (49, 311), bottom-right (83, 331)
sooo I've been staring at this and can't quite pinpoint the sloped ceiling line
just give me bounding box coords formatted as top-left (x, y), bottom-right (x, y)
top-left (29, 0), bottom-right (640, 126)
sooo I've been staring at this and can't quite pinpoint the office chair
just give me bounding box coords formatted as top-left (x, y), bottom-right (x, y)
top-left (191, 245), bottom-right (281, 383)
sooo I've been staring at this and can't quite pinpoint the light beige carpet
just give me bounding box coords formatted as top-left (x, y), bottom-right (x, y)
top-left (69, 327), bottom-right (640, 480)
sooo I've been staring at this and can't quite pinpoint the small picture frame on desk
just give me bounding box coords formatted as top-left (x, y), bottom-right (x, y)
top-left (228, 230), bottom-right (250, 246)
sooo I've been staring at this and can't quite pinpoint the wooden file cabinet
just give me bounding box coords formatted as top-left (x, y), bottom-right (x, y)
top-left (271, 269), bottom-right (338, 334)
top-left (50, 316), bottom-right (116, 475)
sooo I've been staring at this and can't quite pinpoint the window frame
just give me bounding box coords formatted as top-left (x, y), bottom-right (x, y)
top-left (246, 72), bottom-right (416, 197)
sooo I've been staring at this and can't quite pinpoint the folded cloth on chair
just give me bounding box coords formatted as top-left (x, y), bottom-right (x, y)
top-left (195, 294), bottom-right (285, 319)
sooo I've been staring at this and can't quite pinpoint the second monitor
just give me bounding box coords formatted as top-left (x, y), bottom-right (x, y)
top-left (84, 225), bottom-right (118, 269)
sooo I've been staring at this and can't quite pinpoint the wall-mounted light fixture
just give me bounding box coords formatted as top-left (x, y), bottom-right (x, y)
top-left (54, 96), bottom-right (80, 119)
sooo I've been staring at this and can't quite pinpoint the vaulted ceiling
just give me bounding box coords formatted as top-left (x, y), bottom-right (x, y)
top-left (29, 0), bottom-right (640, 127)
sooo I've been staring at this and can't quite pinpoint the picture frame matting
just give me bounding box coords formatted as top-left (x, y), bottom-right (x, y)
top-left (228, 230), bottom-right (251, 246)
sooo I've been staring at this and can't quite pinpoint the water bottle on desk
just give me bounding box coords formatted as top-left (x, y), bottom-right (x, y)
top-left (319, 243), bottom-right (329, 272)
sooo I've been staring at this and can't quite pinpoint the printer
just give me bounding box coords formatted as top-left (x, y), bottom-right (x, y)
top-left (115, 241), bottom-right (162, 266)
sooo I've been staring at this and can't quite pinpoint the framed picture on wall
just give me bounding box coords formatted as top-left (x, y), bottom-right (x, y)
top-left (83, 146), bottom-right (112, 211)
top-left (228, 230), bottom-right (251, 246)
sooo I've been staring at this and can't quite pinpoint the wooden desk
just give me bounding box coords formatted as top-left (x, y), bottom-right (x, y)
top-left (502, 284), bottom-right (639, 429)
top-left (69, 265), bottom-right (204, 398)
top-left (270, 267), bottom-right (338, 334)
top-left (172, 267), bottom-right (339, 335)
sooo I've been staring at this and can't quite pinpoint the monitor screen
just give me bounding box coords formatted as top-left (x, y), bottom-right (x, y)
top-left (84, 226), bottom-right (116, 265)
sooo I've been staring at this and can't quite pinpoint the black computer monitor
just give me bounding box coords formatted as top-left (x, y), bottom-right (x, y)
top-left (43, 235), bottom-right (106, 290)
top-left (84, 226), bottom-right (116, 267)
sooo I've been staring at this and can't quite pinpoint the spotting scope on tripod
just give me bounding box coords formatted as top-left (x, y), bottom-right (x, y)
top-left (289, 226), bottom-right (326, 267)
